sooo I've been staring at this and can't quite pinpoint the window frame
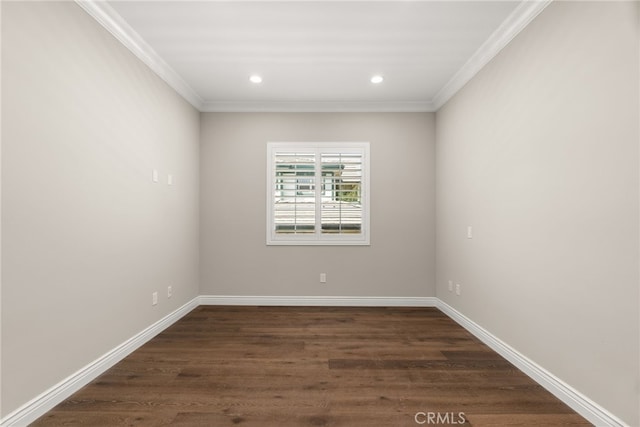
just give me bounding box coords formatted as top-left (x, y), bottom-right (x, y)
top-left (266, 142), bottom-right (370, 246)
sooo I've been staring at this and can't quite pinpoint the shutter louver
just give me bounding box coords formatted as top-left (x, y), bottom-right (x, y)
top-left (274, 152), bottom-right (316, 234)
top-left (321, 153), bottom-right (362, 234)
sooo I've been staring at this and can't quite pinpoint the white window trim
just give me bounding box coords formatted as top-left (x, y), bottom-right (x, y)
top-left (266, 142), bottom-right (370, 246)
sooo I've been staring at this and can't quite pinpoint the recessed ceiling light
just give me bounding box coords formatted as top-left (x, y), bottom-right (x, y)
top-left (370, 75), bottom-right (384, 84)
top-left (249, 75), bottom-right (263, 84)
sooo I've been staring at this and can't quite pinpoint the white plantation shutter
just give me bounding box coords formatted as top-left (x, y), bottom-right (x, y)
top-left (267, 143), bottom-right (370, 245)
top-left (273, 152), bottom-right (316, 234)
top-left (321, 152), bottom-right (363, 234)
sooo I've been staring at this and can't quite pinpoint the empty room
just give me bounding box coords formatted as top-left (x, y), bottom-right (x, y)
top-left (1, 0), bottom-right (638, 426)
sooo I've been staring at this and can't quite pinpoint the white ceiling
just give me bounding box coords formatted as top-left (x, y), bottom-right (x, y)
top-left (81, 1), bottom-right (550, 112)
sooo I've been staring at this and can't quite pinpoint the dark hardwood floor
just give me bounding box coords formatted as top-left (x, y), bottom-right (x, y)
top-left (33, 306), bottom-right (591, 426)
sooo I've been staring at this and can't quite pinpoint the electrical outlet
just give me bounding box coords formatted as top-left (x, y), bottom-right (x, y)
top-left (152, 292), bottom-right (158, 306)
top-left (455, 284), bottom-right (461, 296)
top-left (448, 280), bottom-right (453, 292)
top-left (168, 174), bottom-right (173, 186)
top-left (467, 226), bottom-right (473, 239)
top-left (320, 273), bottom-right (327, 283)
top-left (152, 169), bottom-right (159, 183)
top-left (168, 286), bottom-right (172, 298)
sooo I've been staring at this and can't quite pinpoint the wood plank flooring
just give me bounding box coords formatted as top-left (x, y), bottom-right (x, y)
top-left (33, 306), bottom-right (591, 426)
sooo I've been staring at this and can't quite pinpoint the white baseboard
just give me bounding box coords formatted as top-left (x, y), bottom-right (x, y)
top-left (0, 297), bottom-right (199, 427)
top-left (198, 295), bottom-right (438, 307)
top-left (436, 300), bottom-right (627, 427)
top-left (1, 295), bottom-right (626, 427)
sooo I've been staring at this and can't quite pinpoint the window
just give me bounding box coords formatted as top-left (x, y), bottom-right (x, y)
top-left (267, 142), bottom-right (370, 245)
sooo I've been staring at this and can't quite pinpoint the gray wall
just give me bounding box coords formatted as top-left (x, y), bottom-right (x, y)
top-left (2, 0), bottom-right (638, 424)
top-left (436, 2), bottom-right (639, 425)
top-left (1, 2), bottom-right (200, 416)
top-left (200, 113), bottom-right (435, 298)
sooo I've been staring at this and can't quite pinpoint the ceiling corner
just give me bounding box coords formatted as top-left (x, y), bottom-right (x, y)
top-left (200, 100), bottom-right (436, 114)
top-left (75, 0), bottom-right (204, 111)
top-left (431, 0), bottom-right (553, 111)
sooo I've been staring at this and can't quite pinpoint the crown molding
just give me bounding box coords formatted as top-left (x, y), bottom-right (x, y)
top-left (75, 0), bottom-right (204, 111)
top-left (200, 100), bottom-right (436, 113)
top-left (432, 0), bottom-right (552, 110)
top-left (76, 0), bottom-right (550, 113)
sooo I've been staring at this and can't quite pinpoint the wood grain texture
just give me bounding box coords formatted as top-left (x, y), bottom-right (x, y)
top-left (33, 306), bottom-right (591, 426)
